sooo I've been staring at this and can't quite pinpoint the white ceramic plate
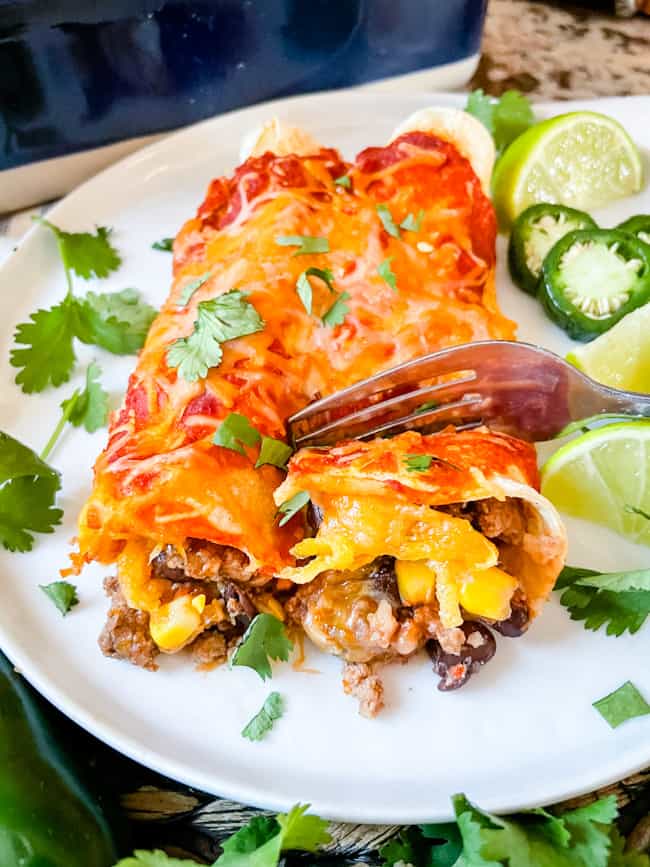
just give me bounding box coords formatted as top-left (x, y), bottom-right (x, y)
top-left (0, 92), bottom-right (649, 825)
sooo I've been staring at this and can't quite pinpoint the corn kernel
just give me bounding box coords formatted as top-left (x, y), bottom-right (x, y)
top-left (395, 559), bottom-right (437, 605)
top-left (149, 596), bottom-right (203, 652)
top-left (191, 594), bottom-right (206, 614)
top-left (459, 567), bottom-right (518, 621)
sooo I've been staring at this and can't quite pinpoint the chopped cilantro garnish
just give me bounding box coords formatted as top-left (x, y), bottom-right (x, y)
top-left (75, 289), bottom-right (157, 355)
top-left (296, 267), bottom-right (335, 315)
top-left (255, 436), bottom-right (293, 470)
top-left (40, 581), bottom-right (79, 616)
top-left (400, 209), bottom-right (424, 232)
top-left (0, 431), bottom-right (62, 552)
top-left (212, 414), bottom-right (291, 468)
top-left (376, 204), bottom-right (401, 239)
top-left (277, 490), bottom-right (310, 526)
top-left (176, 272), bottom-right (212, 307)
top-left (414, 400), bottom-right (439, 414)
top-left (241, 691), bottom-right (284, 741)
top-left (213, 412), bottom-right (261, 455)
top-left (60, 362), bottom-right (110, 434)
top-left (152, 237), bottom-right (174, 252)
top-left (404, 454), bottom-right (460, 473)
top-left (232, 613), bottom-right (293, 681)
top-left (377, 257), bottom-right (397, 291)
top-left (334, 174), bottom-right (351, 189)
top-left (593, 681), bottom-right (650, 729)
top-left (13, 219), bottom-right (156, 392)
top-left (33, 217), bottom-right (121, 287)
top-left (555, 565), bottom-right (650, 636)
top-left (465, 88), bottom-right (535, 157)
top-left (167, 290), bottom-right (264, 382)
top-left (321, 291), bottom-right (351, 328)
top-left (404, 454), bottom-right (434, 473)
top-left (11, 298), bottom-right (78, 393)
top-left (275, 235), bottom-right (329, 256)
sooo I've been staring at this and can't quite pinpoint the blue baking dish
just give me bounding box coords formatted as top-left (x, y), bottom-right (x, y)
top-left (0, 0), bottom-right (487, 208)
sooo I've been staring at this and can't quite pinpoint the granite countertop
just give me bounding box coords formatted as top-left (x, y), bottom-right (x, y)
top-left (474, 0), bottom-right (650, 99)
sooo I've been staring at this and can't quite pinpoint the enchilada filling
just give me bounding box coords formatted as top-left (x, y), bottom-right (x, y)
top-left (275, 429), bottom-right (567, 714)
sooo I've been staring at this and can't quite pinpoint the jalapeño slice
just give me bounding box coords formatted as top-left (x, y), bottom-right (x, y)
top-left (508, 203), bottom-right (597, 295)
top-left (617, 214), bottom-right (650, 247)
top-left (539, 228), bottom-right (650, 342)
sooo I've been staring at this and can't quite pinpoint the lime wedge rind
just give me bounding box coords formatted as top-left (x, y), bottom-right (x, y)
top-left (493, 111), bottom-right (644, 228)
top-left (541, 421), bottom-right (650, 546)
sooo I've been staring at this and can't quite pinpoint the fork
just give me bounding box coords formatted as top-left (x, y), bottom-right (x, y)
top-left (288, 340), bottom-right (650, 447)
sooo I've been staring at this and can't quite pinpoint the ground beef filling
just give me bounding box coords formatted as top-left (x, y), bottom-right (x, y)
top-left (99, 540), bottom-right (258, 670)
top-left (288, 497), bottom-right (532, 714)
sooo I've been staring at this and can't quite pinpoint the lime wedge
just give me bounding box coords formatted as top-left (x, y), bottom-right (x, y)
top-left (492, 111), bottom-right (644, 228)
top-left (567, 304), bottom-right (650, 392)
top-left (541, 421), bottom-right (650, 545)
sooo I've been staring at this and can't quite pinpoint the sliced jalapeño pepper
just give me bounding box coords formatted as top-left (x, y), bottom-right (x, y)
top-left (539, 228), bottom-right (650, 341)
top-left (508, 203), bottom-right (597, 295)
top-left (617, 214), bottom-right (650, 247)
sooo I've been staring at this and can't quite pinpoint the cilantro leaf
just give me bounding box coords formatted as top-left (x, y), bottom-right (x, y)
top-left (213, 412), bottom-right (261, 456)
top-left (11, 299), bottom-right (77, 393)
top-left (113, 852), bottom-right (198, 866)
top-left (177, 272), bottom-right (212, 307)
top-left (276, 803), bottom-right (330, 852)
top-left (232, 613), bottom-right (293, 680)
top-left (380, 829), bottom-right (421, 866)
top-left (593, 681), bottom-right (650, 729)
top-left (167, 290), bottom-right (264, 382)
top-left (40, 581), bottom-right (79, 616)
top-left (215, 816), bottom-right (281, 867)
top-left (334, 174), bottom-right (351, 189)
top-left (296, 267), bottom-right (335, 315)
top-left (556, 566), bottom-right (650, 636)
top-left (75, 289), bottom-right (157, 355)
top-left (242, 692), bottom-right (284, 741)
top-left (275, 235), bottom-right (329, 255)
top-left (378, 257), bottom-right (397, 291)
top-left (465, 89), bottom-right (535, 157)
top-left (60, 362), bottom-right (109, 433)
top-left (322, 291), bottom-right (351, 327)
top-left (277, 490), bottom-right (310, 527)
top-left (0, 430), bottom-right (61, 487)
top-left (214, 804), bottom-right (329, 867)
top-left (415, 400), bottom-right (439, 414)
top-left (376, 204), bottom-right (401, 239)
top-left (255, 436), bottom-right (293, 470)
top-left (152, 238), bottom-right (174, 252)
top-left (0, 475), bottom-right (63, 552)
top-left (405, 454), bottom-right (434, 472)
top-left (0, 431), bottom-right (62, 552)
top-left (400, 209), bottom-right (425, 232)
top-left (35, 218), bottom-right (121, 281)
top-left (454, 793), bottom-right (616, 867)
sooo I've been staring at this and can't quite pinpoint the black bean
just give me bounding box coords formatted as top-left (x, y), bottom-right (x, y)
top-left (218, 580), bottom-right (257, 628)
top-left (306, 502), bottom-right (324, 535)
top-left (368, 555), bottom-right (400, 604)
top-left (492, 597), bottom-right (530, 637)
top-left (427, 622), bottom-right (496, 691)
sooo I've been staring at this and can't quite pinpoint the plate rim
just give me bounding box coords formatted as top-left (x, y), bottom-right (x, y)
top-left (2, 89), bottom-right (650, 824)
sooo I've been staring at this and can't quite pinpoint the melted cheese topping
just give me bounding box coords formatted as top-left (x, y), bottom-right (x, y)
top-left (78, 133), bottom-right (513, 586)
top-left (280, 495), bottom-right (517, 628)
